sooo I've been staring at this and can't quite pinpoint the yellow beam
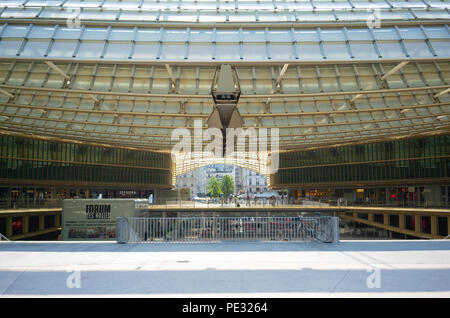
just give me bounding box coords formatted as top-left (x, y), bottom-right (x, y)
top-left (8, 227), bottom-right (61, 241)
top-left (340, 214), bottom-right (444, 239)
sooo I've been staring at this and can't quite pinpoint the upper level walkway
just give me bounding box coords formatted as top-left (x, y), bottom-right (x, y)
top-left (1, 201), bottom-right (449, 240)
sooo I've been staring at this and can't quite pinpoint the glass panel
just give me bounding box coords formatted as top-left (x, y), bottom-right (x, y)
top-left (398, 27), bottom-right (426, 40)
top-left (270, 44), bottom-right (295, 59)
top-left (188, 43), bottom-right (212, 60)
top-left (294, 29), bottom-right (319, 42)
top-left (346, 28), bottom-right (371, 41)
top-left (320, 29), bottom-right (346, 41)
top-left (404, 41), bottom-right (434, 57)
top-left (215, 43), bottom-right (240, 59)
top-left (104, 42), bottom-right (131, 59)
top-left (189, 30), bottom-right (213, 42)
top-left (354, 1), bottom-right (390, 8)
top-left (316, 1), bottom-right (351, 9)
top-left (47, 40), bottom-right (77, 57)
top-left (133, 43), bottom-right (159, 59)
top-left (390, 1), bottom-right (427, 8)
top-left (198, 14), bottom-right (227, 23)
top-left (92, 76), bottom-right (111, 90)
top-left (103, 0), bottom-right (140, 8)
top-left (28, 26), bottom-right (55, 39)
top-left (76, 42), bottom-right (104, 58)
top-left (322, 43), bottom-right (349, 59)
top-left (411, 9), bottom-right (450, 19)
top-left (109, 28), bottom-right (134, 41)
top-left (64, 0), bottom-right (102, 7)
top-left (119, 11), bottom-right (158, 21)
top-left (336, 11), bottom-right (371, 21)
top-left (2, 8), bottom-right (41, 18)
top-left (160, 43), bottom-right (185, 59)
top-left (268, 30), bottom-right (292, 42)
top-left (0, 40), bottom-right (22, 56)
top-left (161, 12), bottom-right (197, 22)
top-left (424, 26), bottom-right (449, 39)
top-left (20, 39), bottom-right (50, 57)
top-left (242, 30), bottom-right (266, 42)
top-left (242, 43), bottom-right (267, 60)
top-left (296, 43), bottom-right (322, 59)
top-left (163, 29), bottom-right (188, 42)
top-left (297, 11), bottom-right (335, 21)
top-left (135, 29), bottom-right (160, 42)
top-left (377, 41), bottom-right (407, 58)
top-left (430, 40), bottom-right (450, 57)
top-left (55, 27), bottom-right (81, 39)
top-left (350, 42), bottom-right (379, 59)
top-left (228, 13), bottom-right (256, 22)
top-left (259, 13), bottom-right (293, 22)
top-left (215, 30), bottom-right (238, 42)
top-left (2, 25), bottom-right (28, 38)
top-left (82, 28), bottom-right (108, 40)
top-left (79, 9), bottom-right (117, 20)
top-left (372, 28), bottom-right (400, 40)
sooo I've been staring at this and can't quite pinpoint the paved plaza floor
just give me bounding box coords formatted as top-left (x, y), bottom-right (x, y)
top-left (0, 240), bottom-right (449, 297)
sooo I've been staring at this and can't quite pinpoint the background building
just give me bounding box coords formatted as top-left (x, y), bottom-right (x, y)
top-left (175, 167), bottom-right (206, 198)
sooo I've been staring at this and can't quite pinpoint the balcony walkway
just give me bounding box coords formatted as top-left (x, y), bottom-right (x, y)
top-left (1, 203), bottom-right (449, 240)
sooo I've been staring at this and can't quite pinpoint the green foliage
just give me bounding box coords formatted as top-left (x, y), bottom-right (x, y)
top-left (206, 177), bottom-right (222, 198)
top-left (220, 175), bottom-right (235, 197)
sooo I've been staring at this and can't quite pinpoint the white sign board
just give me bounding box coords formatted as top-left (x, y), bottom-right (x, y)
top-left (62, 199), bottom-right (145, 241)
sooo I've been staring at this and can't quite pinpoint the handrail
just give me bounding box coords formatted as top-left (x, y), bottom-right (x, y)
top-left (0, 233), bottom-right (10, 241)
top-left (116, 216), bottom-right (340, 243)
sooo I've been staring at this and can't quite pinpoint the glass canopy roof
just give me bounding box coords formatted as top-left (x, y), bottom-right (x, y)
top-left (0, 23), bottom-right (449, 62)
top-left (0, 0), bottom-right (449, 176)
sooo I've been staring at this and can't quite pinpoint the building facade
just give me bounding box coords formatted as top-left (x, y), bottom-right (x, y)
top-left (0, 132), bottom-right (172, 208)
top-left (271, 134), bottom-right (450, 206)
top-left (175, 166), bottom-right (206, 198)
top-left (0, 0), bottom-right (448, 209)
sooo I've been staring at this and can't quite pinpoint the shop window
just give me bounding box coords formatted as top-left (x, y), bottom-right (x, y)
top-left (29, 216), bottom-right (39, 232)
top-left (374, 214), bottom-right (384, 224)
top-left (12, 217), bottom-right (23, 236)
top-left (421, 216), bottom-right (431, 234)
top-left (45, 215), bottom-right (55, 228)
top-left (0, 217), bottom-right (6, 235)
top-left (405, 215), bottom-right (415, 231)
top-left (357, 213), bottom-right (368, 220)
top-left (389, 215), bottom-right (399, 227)
top-left (438, 217), bottom-right (448, 237)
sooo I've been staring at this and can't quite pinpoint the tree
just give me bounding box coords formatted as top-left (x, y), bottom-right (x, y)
top-left (206, 177), bottom-right (222, 198)
top-left (220, 175), bottom-right (235, 198)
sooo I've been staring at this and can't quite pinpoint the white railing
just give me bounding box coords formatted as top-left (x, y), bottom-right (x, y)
top-left (0, 233), bottom-right (10, 241)
top-left (117, 216), bottom-right (339, 244)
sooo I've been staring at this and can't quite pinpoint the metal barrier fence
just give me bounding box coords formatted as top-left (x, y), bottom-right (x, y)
top-left (117, 216), bottom-right (339, 243)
